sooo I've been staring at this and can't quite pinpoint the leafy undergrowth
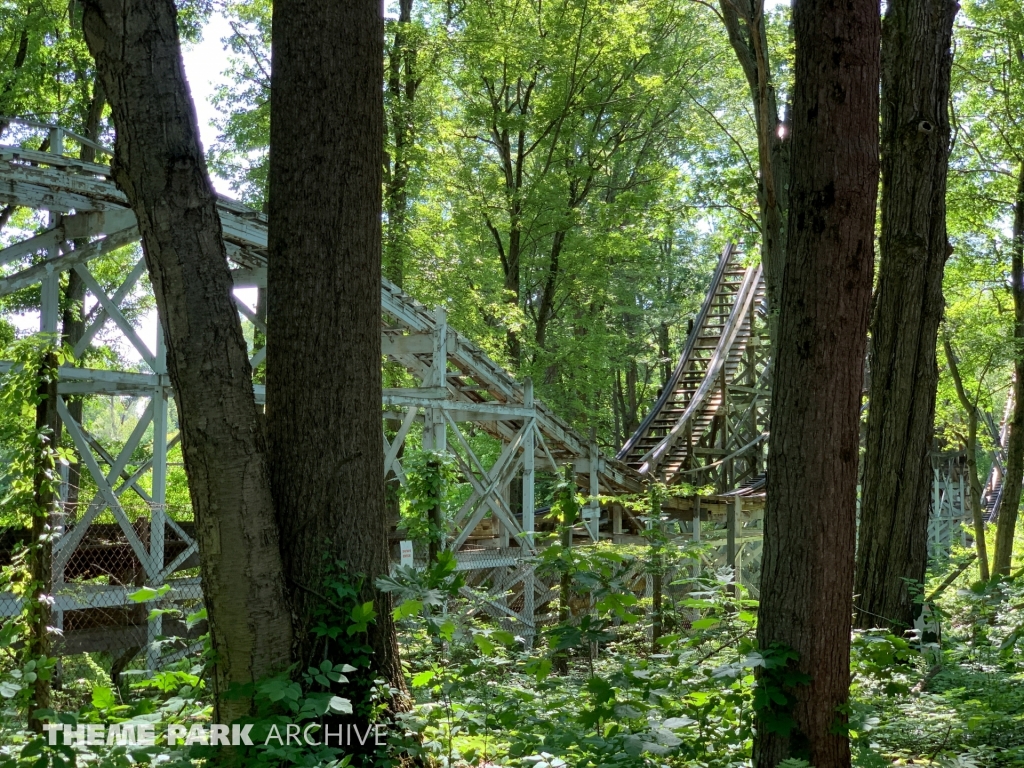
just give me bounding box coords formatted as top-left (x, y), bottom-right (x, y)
top-left (0, 543), bottom-right (1020, 767)
top-left (851, 563), bottom-right (1024, 768)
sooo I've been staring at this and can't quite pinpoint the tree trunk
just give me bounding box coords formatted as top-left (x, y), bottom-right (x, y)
top-left (943, 336), bottom-right (991, 581)
top-left (658, 321), bottom-right (672, 387)
top-left (81, 0), bottom-right (293, 723)
top-left (62, 77), bottom-right (106, 523)
top-left (27, 356), bottom-right (59, 733)
top-left (535, 228), bottom-right (568, 350)
top-left (755, 0), bottom-right (879, 765)
top-left (266, 0), bottom-right (408, 705)
top-left (994, 161), bottom-right (1024, 576)
top-left (854, 0), bottom-right (958, 630)
top-left (384, 0), bottom-right (417, 289)
top-left (717, 0), bottom-right (789, 329)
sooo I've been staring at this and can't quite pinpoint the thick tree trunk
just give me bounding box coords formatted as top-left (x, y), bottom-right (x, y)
top-left (267, 0), bottom-right (408, 705)
top-left (994, 162), bottom-right (1024, 576)
top-left (755, 0), bottom-right (879, 765)
top-left (81, 0), bottom-right (293, 723)
top-left (854, 0), bottom-right (958, 630)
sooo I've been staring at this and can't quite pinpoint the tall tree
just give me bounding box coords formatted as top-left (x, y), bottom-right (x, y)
top-left (948, 0), bottom-right (1024, 576)
top-left (61, 75), bottom-right (106, 524)
top-left (943, 335), bottom-right (993, 581)
top-left (384, 0), bottom-right (420, 289)
top-left (756, 0), bottom-right (879, 766)
top-left (994, 163), bottom-right (1024, 575)
top-left (266, 0), bottom-right (407, 702)
top-left (716, 0), bottom-right (789, 327)
top-left (854, 0), bottom-right (958, 630)
top-left (80, 0), bottom-right (293, 723)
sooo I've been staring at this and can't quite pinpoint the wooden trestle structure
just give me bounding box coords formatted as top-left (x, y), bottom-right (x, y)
top-left (0, 119), bottom-right (978, 660)
top-left (0, 119), bottom-right (643, 657)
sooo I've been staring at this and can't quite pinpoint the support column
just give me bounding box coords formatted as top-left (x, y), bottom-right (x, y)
top-left (429, 308), bottom-right (447, 453)
top-left (584, 433), bottom-right (600, 541)
top-left (521, 378), bottom-right (535, 645)
top-left (40, 128), bottom-right (63, 336)
top-left (692, 496), bottom-right (701, 543)
top-left (650, 485), bottom-right (663, 650)
top-left (727, 496), bottom-right (742, 595)
top-left (148, 324), bottom-right (169, 669)
top-left (719, 366), bottom-right (729, 492)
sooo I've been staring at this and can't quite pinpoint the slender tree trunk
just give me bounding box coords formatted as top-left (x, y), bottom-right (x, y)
top-left (717, 0), bottom-right (789, 329)
top-left (658, 321), bottom-right (672, 387)
top-left (756, 0), bottom-right (879, 765)
top-left (994, 161), bottom-right (1024, 576)
top-left (554, 467), bottom-right (574, 675)
top-left (535, 228), bottom-right (568, 350)
top-left (625, 359), bottom-right (640, 436)
top-left (944, 337), bottom-right (991, 581)
top-left (384, 0), bottom-right (417, 289)
top-left (506, 203), bottom-right (523, 366)
top-left (0, 28), bottom-right (29, 136)
top-left (62, 77), bottom-right (106, 523)
top-left (81, 0), bottom-right (293, 723)
top-left (27, 357), bottom-right (59, 733)
top-left (855, 0), bottom-right (958, 630)
top-left (267, 0), bottom-right (408, 705)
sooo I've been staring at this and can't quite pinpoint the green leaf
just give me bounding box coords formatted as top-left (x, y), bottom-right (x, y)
top-left (129, 584), bottom-right (170, 603)
top-left (524, 657), bottom-right (552, 682)
top-left (328, 696), bottom-right (352, 714)
top-left (19, 738), bottom-right (44, 759)
top-left (438, 619), bottom-right (456, 641)
top-left (92, 686), bottom-right (116, 709)
top-left (393, 599), bottom-right (423, 620)
top-left (691, 617), bottom-right (720, 630)
top-left (473, 634), bottom-right (496, 655)
top-left (412, 670), bottom-right (436, 687)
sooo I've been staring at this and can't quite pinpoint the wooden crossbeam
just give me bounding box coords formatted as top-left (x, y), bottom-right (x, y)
top-left (383, 407), bottom-right (417, 484)
top-left (55, 398), bottom-right (158, 579)
top-left (74, 258), bottom-right (148, 359)
top-left (74, 264), bottom-right (157, 370)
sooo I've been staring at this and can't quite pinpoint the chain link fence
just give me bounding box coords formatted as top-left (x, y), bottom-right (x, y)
top-left (0, 489), bottom-right (205, 674)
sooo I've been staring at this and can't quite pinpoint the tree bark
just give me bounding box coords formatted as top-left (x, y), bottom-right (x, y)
top-left (27, 356), bottom-right (59, 734)
top-left (755, 0), bottom-right (879, 764)
top-left (994, 161), bottom-right (1024, 576)
top-left (717, 0), bottom-right (789, 329)
top-left (943, 336), bottom-right (991, 581)
top-left (854, 0), bottom-right (958, 630)
top-left (81, 0), bottom-right (293, 723)
top-left (62, 76), bottom-right (106, 523)
top-left (658, 321), bottom-right (672, 387)
top-left (267, 0), bottom-right (408, 705)
top-left (384, 0), bottom-right (418, 289)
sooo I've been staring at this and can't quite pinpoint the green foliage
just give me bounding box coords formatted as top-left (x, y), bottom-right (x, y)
top-left (0, 2), bottom-right (96, 129)
top-left (398, 449), bottom-right (460, 547)
top-left (750, 644), bottom-right (810, 737)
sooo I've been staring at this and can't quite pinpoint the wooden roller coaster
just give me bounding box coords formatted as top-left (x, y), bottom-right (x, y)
top-left (0, 118), bottom-right (987, 661)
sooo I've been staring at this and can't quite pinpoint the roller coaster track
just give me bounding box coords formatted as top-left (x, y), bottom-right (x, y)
top-left (618, 243), bottom-right (770, 489)
top-left (0, 119), bottom-right (641, 653)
